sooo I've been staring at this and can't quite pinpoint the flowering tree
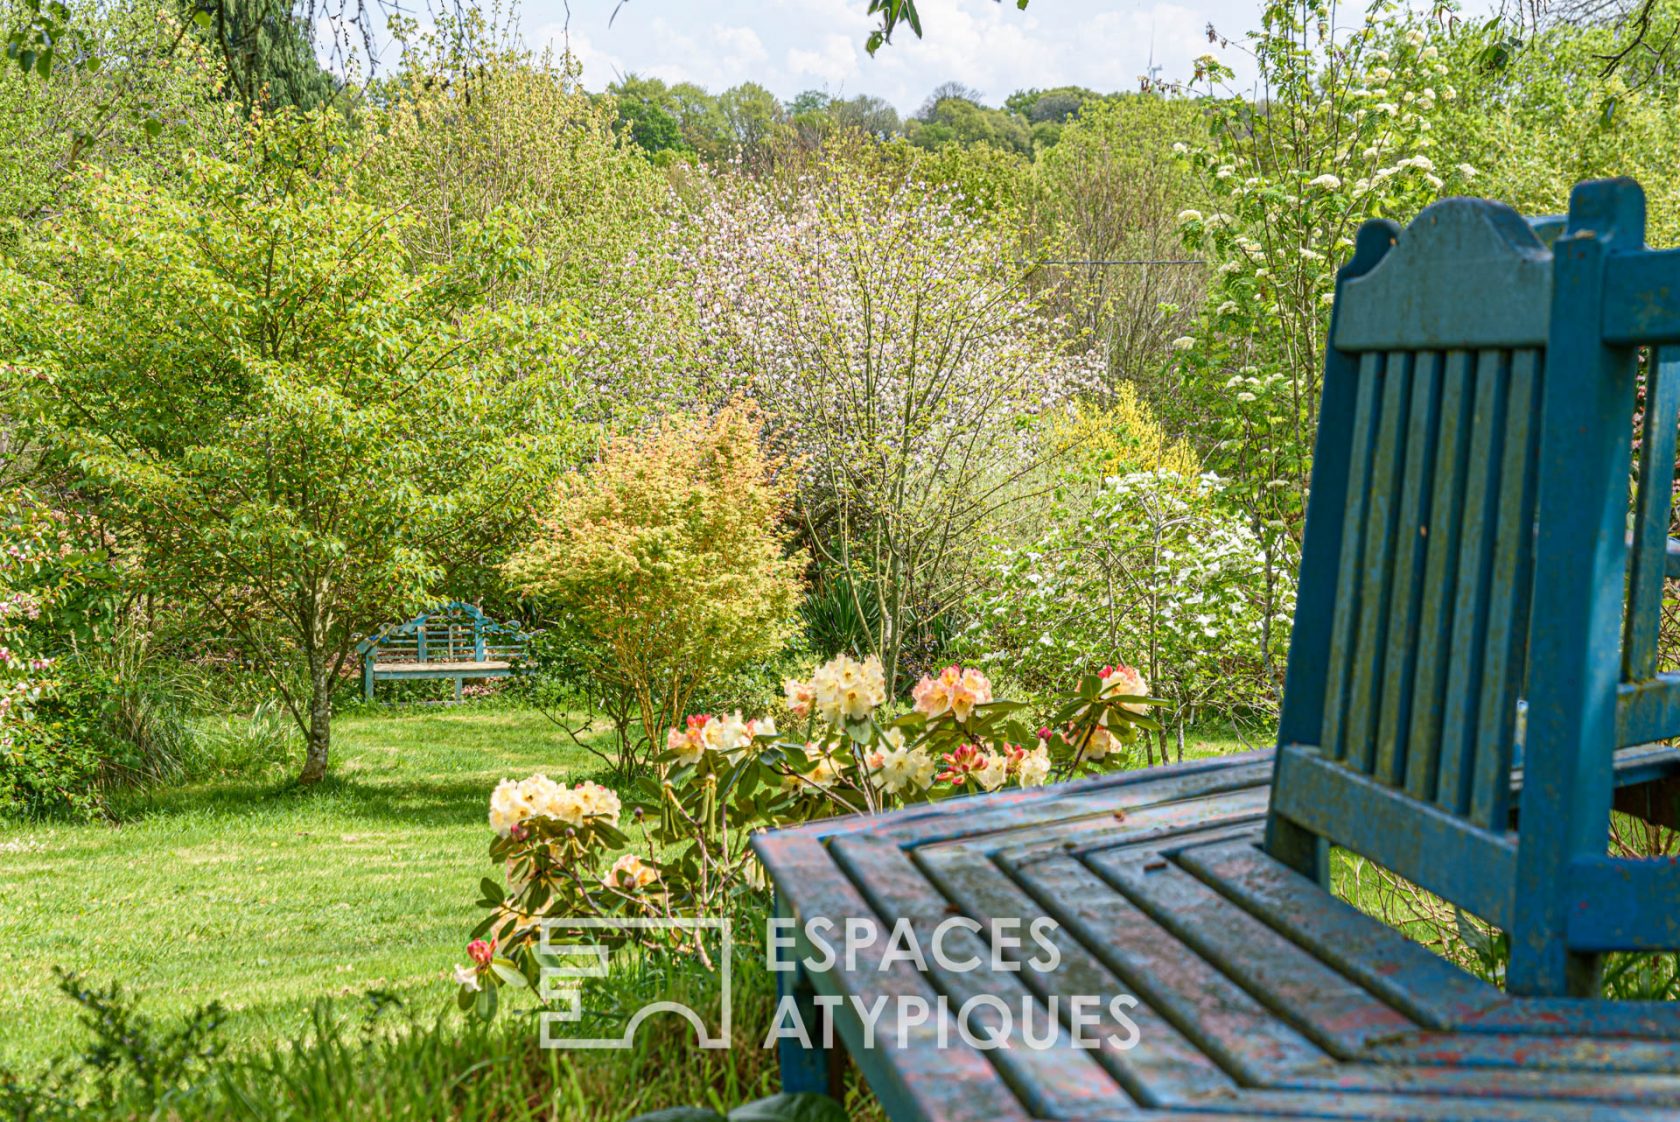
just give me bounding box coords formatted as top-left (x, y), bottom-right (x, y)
top-left (504, 403), bottom-right (805, 778)
top-left (1166, 0), bottom-right (1473, 646)
top-left (962, 470), bottom-right (1292, 758)
top-left (682, 151), bottom-right (1096, 693)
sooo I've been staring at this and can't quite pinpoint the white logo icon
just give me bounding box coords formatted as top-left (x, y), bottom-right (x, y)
top-left (538, 917), bottom-right (732, 1050)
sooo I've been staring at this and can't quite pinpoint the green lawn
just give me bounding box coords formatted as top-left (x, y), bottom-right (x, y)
top-left (0, 707), bottom-right (612, 1071)
top-left (0, 706), bottom-right (1263, 1116)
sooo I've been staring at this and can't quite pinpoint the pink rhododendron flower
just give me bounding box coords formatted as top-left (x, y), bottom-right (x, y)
top-left (912, 665), bottom-right (993, 722)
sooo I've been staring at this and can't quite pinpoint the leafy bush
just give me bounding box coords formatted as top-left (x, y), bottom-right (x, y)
top-left (457, 657), bottom-right (1164, 1011)
top-left (0, 488), bottom-right (118, 818)
top-left (958, 470), bottom-right (1291, 755)
top-left (505, 403), bottom-right (805, 778)
top-left (4, 106), bottom-right (581, 789)
top-left (0, 969), bottom-right (226, 1119)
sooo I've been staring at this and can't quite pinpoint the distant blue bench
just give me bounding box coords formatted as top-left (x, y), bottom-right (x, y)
top-left (357, 601), bottom-right (529, 702)
top-left (756, 180), bottom-right (1680, 1120)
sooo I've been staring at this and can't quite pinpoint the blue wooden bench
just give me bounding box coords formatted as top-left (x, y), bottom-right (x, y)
top-left (754, 179), bottom-right (1680, 1120)
top-left (357, 601), bottom-right (529, 702)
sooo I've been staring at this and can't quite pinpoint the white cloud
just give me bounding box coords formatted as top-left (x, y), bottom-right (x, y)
top-left (516, 0), bottom-right (1307, 111)
top-left (715, 25), bottom-right (769, 68)
top-left (786, 33), bottom-right (858, 86)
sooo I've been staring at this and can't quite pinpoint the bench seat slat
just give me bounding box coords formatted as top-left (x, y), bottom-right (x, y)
top-left (828, 836), bottom-right (1134, 1118)
top-left (916, 849), bottom-right (1238, 1107)
top-left (1276, 1064), bottom-right (1680, 1108)
top-left (1174, 838), bottom-right (1500, 1030)
top-left (1006, 846), bottom-right (1328, 1087)
top-left (755, 833), bottom-right (1034, 1122)
top-left (1084, 850), bottom-right (1416, 1058)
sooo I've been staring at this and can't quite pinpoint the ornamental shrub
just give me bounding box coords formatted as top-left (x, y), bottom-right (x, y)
top-left (456, 657), bottom-right (1165, 1013)
top-left (0, 488), bottom-right (118, 818)
top-left (504, 403), bottom-right (805, 778)
top-left (958, 470), bottom-right (1291, 757)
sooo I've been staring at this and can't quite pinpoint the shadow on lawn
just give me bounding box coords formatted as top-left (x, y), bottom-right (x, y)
top-left (106, 763), bottom-right (657, 830)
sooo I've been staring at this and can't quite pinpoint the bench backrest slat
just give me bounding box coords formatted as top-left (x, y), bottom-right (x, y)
top-left (357, 601), bottom-right (529, 666)
top-left (1624, 348), bottom-right (1680, 682)
top-left (1267, 196), bottom-right (1558, 934)
top-left (1314, 344), bottom-right (1542, 830)
top-left (1270, 178), bottom-right (1680, 995)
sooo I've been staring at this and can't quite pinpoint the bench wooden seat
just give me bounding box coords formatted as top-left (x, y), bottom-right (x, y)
top-left (754, 180), bottom-right (1680, 1120)
top-left (356, 601), bottom-right (529, 702)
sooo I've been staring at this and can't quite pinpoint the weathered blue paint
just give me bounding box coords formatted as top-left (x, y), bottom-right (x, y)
top-left (1512, 179), bottom-right (1646, 997)
top-left (752, 181), bottom-right (1680, 1120)
top-left (1626, 351), bottom-right (1680, 681)
top-left (356, 601), bottom-right (529, 702)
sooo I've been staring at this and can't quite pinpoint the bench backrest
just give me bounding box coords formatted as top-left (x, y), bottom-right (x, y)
top-left (1266, 179), bottom-right (1680, 995)
top-left (357, 601), bottom-right (528, 664)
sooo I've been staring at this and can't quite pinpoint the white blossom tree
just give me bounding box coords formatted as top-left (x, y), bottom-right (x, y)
top-left (680, 152), bottom-right (1097, 691)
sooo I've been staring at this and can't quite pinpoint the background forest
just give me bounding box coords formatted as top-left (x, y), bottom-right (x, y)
top-left (5, 0), bottom-right (1680, 1116)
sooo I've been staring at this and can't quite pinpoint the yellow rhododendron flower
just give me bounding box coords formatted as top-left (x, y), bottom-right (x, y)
top-left (489, 778), bottom-right (532, 837)
top-left (1017, 746), bottom-right (1052, 787)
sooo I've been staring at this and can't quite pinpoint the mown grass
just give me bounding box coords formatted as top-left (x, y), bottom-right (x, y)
top-left (0, 708), bottom-right (611, 1070)
top-left (0, 706), bottom-right (1259, 1119)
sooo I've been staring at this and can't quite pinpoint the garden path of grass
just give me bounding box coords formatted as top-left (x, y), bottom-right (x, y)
top-left (0, 707), bottom-right (617, 1071)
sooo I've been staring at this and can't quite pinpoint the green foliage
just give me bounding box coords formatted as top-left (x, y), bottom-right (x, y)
top-left (960, 470), bottom-right (1291, 752)
top-left (799, 567), bottom-right (883, 662)
top-left (0, 970), bottom-right (226, 1118)
top-left (0, 0), bottom-right (232, 231)
top-left (0, 487), bottom-right (119, 817)
top-left (463, 657), bottom-right (1163, 1011)
top-left (505, 404), bottom-right (806, 777)
top-left (2, 106), bottom-right (581, 786)
top-left (0, 923), bottom-right (842, 1122)
top-left (719, 82), bottom-right (785, 152)
top-left (618, 94), bottom-right (687, 156)
top-left (1175, 3), bottom-right (1463, 527)
top-left (369, 20), bottom-right (675, 452)
top-left (907, 94), bottom-right (1032, 155)
top-left (1031, 93), bottom-right (1206, 395)
top-left (864, 0), bottom-right (1032, 55)
top-left (186, 0), bottom-right (338, 109)
top-left (1006, 85), bottom-right (1103, 124)
top-left (1434, 5), bottom-right (1680, 248)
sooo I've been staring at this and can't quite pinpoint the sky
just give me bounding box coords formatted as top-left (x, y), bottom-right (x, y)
top-left (517, 0), bottom-right (1270, 114)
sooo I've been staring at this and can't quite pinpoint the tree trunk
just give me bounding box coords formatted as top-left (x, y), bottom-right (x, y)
top-left (297, 663), bottom-right (333, 785)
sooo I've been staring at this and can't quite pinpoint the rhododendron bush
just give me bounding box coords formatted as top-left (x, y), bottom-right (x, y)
top-left (456, 655), bottom-right (1162, 1013)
